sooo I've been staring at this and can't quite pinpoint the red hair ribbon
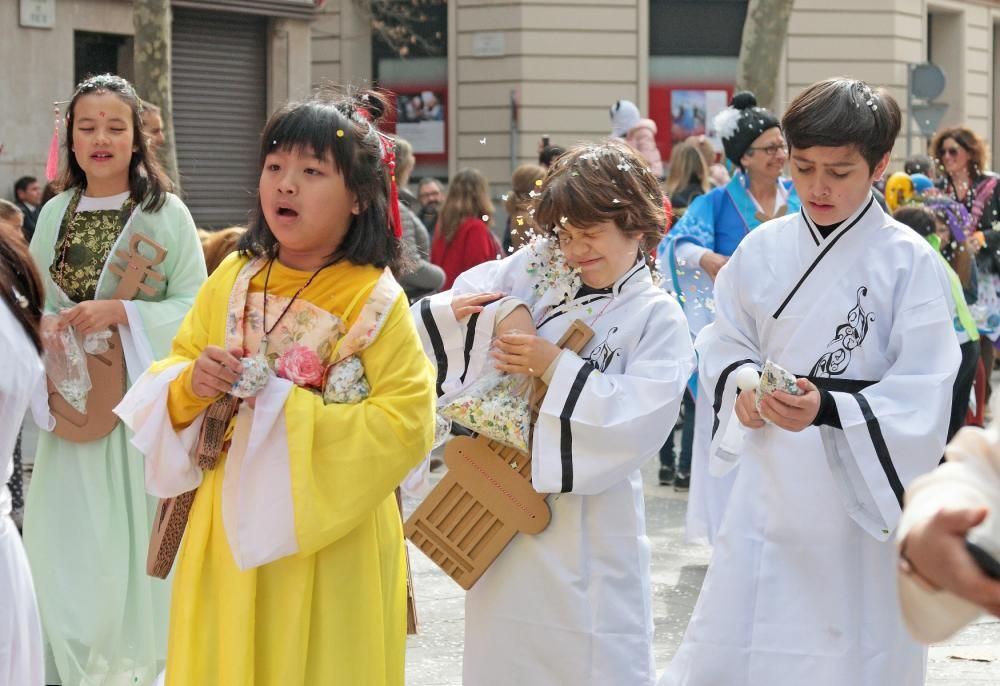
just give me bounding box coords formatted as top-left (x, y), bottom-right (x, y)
top-left (354, 105), bottom-right (402, 240)
top-left (382, 137), bottom-right (403, 240)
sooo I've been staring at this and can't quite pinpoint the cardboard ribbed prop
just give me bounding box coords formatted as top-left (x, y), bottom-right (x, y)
top-left (405, 319), bottom-right (594, 589)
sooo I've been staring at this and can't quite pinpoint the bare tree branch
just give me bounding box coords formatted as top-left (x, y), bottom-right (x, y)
top-left (354, 0), bottom-right (445, 57)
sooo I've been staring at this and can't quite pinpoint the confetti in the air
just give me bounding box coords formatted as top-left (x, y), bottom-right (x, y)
top-left (336, 130), bottom-right (344, 138)
top-left (480, 138), bottom-right (487, 145)
top-left (482, 214), bottom-right (490, 221)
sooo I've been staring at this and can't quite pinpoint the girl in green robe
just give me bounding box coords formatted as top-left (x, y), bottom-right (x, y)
top-left (23, 74), bottom-right (206, 686)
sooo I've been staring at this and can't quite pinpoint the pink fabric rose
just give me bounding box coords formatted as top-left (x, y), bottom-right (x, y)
top-left (275, 344), bottom-right (325, 388)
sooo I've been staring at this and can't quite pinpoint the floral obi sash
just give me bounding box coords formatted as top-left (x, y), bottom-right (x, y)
top-left (224, 258), bottom-right (402, 404)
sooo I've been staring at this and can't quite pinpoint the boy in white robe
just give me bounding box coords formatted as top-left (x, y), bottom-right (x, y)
top-left (414, 141), bottom-right (695, 686)
top-left (662, 78), bottom-right (961, 685)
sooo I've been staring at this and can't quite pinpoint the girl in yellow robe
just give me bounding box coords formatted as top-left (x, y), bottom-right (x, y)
top-left (116, 89), bottom-right (436, 685)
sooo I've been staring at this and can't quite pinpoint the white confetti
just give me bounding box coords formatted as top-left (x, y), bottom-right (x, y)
top-left (612, 199), bottom-right (620, 204)
top-left (482, 214), bottom-right (490, 221)
top-left (479, 137), bottom-right (487, 145)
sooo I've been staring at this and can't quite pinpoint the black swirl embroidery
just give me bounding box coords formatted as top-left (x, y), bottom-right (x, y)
top-left (585, 327), bottom-right (622, 373)
top-left (810, 286), bottom-right (875, 378)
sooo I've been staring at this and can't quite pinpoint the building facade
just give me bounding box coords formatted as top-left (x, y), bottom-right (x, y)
top-left (2, 0), bottom-right (314, 228)
top-left (6, 0), bottom-right (1000, 221)
top-left (310, 0), bottom-right (1000, 191)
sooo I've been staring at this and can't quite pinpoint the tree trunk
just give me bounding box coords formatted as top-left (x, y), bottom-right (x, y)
top-left (133, 0), bottom-right (180, 192)
top-left (737, 0), bottom-right (795, 111)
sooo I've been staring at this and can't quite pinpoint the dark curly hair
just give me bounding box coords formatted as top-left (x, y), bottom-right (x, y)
top-left (930, 127), bottom-right (990, 180)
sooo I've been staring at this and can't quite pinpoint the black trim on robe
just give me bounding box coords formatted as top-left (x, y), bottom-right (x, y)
top-left (772, 196), bottom-right (875, 319)
top-left (420, 298), bottom-right (447, 397)
top-left (460, 312), bottom-right (480, 384)
top-left (853, 392), bottom-right (905, 508)
top-left (712, 358), bottom-right (756, 438)
top-left (559, 364), bottom-right (595, 493)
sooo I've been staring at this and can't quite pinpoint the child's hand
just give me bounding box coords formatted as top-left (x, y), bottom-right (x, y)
top-left (192, 346), bottom-right (243, 400)
top-left (758, 378), bottom-right (821, 432)
top-left (902, 506), bottom-right (1000, 616)
top-left (494, 305), bottom-right (536, 338)
top-left (491, 332), bottom-right (561, 378)
top-left (60, 300), bottom-right (126, 335)
top-left (451, 292), bottom-right (504, 321)
top-left (698, 252), bottom-right (729, 281)
top-left (735, 389), bottom-right (765, 429)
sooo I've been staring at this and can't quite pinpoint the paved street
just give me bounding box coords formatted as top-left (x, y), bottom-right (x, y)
top-left (403, 453), bottom-right (1000, 685)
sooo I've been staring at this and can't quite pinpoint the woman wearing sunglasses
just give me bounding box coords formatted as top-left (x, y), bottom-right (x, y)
top-left (932, 127), bottom-right (1000, 394)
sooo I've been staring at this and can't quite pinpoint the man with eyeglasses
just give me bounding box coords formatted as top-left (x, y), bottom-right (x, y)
top-left (657, 91), bottom-right (800, 541)
top-left (417, 177), bottom-right (444, 240)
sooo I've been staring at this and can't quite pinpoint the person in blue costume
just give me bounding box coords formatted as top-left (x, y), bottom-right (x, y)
top-left (658, 91), bottom-right (801, 544)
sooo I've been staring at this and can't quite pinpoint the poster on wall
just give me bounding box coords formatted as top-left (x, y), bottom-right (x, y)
top-left (395, 91), bottom-right (445, 155)
top-left (670, 89), bottom-right (729, 149)
top-left (649, 84), bottom-right (732, 163)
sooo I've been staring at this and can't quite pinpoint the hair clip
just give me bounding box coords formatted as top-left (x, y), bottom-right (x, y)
top-left (12, 287), bottom-right (28, 309)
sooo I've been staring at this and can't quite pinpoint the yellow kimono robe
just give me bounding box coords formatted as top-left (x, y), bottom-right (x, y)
top-left (116, 253), bottom-right (435, 685)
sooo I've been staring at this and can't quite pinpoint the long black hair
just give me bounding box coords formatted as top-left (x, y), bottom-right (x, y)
top-left (59, 73), bottom-right (171, 212)
top-left (0, 229), bottom-right (44, 353)
top-left (238, 87), bottom-right (403, 273)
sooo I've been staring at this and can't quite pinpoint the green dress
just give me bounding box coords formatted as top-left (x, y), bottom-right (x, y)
top-left (24, 188), bottom-right (207, 685)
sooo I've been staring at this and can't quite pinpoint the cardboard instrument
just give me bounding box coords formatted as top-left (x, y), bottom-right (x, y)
top-left (147, 394), bottom-right (239, 578)
top-left (48, 233), bottom-right (167, 443)
top-left (404, 319), bottom-right (594, 590)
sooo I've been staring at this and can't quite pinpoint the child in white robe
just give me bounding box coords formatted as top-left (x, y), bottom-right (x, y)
top-left (413, 140), bottom-right (695, 686)
top-left (0, 229), bottom-right (45, 686)
top-left (662, 78), bottom-right (961, 686)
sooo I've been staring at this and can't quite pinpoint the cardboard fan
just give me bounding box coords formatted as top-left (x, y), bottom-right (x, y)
top-left (48, 233), bottom-right (167, 443)
top-left (405, 319), bottom-right (594, 590)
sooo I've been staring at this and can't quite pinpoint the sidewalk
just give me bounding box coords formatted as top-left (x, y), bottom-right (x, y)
top-left (403, 456), bottom-right (1000, 685)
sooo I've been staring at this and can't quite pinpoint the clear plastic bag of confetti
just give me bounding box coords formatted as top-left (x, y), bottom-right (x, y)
top-left (440, 370), bottom-right (533, 452)
top-left (755, 359), bottom-right (802, 418)
top-left (40, 315), bottom-right (92, 414)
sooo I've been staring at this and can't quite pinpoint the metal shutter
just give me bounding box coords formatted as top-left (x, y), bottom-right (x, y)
top-left (172, 9), bottom-right (267, 229)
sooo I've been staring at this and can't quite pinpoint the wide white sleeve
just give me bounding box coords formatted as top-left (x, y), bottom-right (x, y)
top-left (412, 252), bottom-right (525, 402)
top-left (693, 248), bottom-right (762, 474)
top-left (531, 298), bottom-right (695, 494)
top-left (114, 362), bottom-right (206, 498)
top-left (821, 252), bottom-right (961, 541)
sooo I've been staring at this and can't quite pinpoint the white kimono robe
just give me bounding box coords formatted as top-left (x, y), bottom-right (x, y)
top-left (662, 196), bottom-right (960, 686)
top-left (0, 300), bottom-right (45, 686)
top-left (414, 240), bottom-right (695, 686)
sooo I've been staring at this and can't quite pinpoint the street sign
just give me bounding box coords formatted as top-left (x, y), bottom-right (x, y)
top-left (20, 0), bottom-right (55, 29)
top-left (910, 63), bottom-right (946, 101)
top-left (911, 102), bottom-right (949, 138)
